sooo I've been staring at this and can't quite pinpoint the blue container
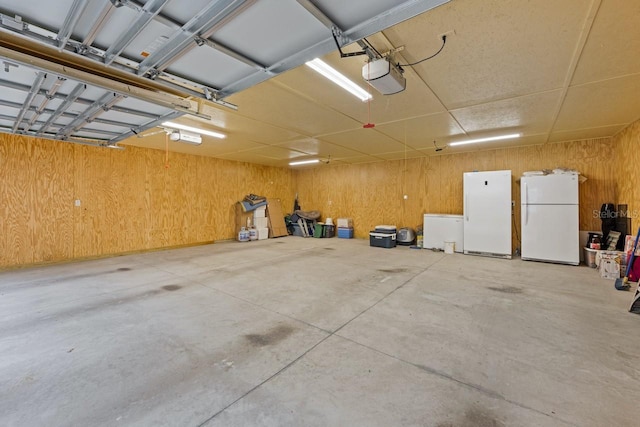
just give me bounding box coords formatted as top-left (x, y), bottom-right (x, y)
top-left (337, 227), bottom-right (354, 238)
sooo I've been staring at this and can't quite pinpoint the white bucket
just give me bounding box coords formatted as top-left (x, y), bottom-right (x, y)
top-left (444, 241), bottom-right (455, 254)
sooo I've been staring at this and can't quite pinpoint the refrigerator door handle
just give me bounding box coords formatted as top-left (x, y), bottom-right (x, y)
top-left (524, 182), bottom-right (528, 225)
top-left (465, 194), bottom-right (469, 221)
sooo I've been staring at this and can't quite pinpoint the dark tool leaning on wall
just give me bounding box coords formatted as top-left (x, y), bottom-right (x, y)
top-left (615, 226), bottom-right (640, 291)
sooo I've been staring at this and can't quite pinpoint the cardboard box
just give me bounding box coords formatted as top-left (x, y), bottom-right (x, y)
top-left (254, 217), bottom-right (268, 228)
top-left (257, 227), bottom-right (269, 240)
top-left (599, 252), bottom-right (621, 279)
top-left (337, 218), bottom-right (353, 228)
top-left (254, 206), bottom-right (266, 218)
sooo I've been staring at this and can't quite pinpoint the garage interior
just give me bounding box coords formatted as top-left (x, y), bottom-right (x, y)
top-left (1, 0), bottom-right (639, 426)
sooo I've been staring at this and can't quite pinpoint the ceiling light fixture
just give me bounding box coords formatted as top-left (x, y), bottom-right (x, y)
top-left (169, 130), bottom-right (202, 145)
top-left (289, 159), bottom-right (320, 166)
top-left (448, 133), bottom-right (522, 147)
top-left (161, 121), bottom-right (225, 139)
top-left (305, 58), bottom-right (372, 102)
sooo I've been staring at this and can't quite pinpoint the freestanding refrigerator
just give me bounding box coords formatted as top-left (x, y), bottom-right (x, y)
top-left (521, 174), bottom-right (579, 265)
top-left (463, 170), bottom-right (512, 258)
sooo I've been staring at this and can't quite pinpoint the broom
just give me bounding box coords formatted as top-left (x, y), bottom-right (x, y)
top-left (615, 226), bottom-right (640, 291)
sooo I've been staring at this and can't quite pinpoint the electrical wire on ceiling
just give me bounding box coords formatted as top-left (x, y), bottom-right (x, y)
top-left (397, 35), bottom-right (447, 67)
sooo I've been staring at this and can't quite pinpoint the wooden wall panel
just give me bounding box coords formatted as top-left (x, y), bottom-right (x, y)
top-left (194, 155), bottom-right (215, 242)
top-left (1, 134), bottom-right (295, 269)
top-left (113, 146), bottom-right (148, 253)
top-left (0, 136), bottom-right (75, 266)
top-left (295, 139), bottom-right (618, 252)
top-left (2, 126), bottom-right (629, 270)
top-left (32, 138), bottom-right (74, 263)
top-left (0, 136), bottom-right (6, 265)
top-left (213, 158), bottom-right (241, 239)
top-left (1, 135), bottom-right (33, 266)
top-left (613, 119), bottom-right (640, 232)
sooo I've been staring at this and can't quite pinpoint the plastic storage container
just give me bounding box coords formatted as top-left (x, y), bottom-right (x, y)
top-left (249, 227), bottom-right (258, 241)
top-left (337, 227), bottom-right (354, 238)
top-left (583, 247), bottom-right (597, 267)
top-left (292, 223), bottom-right (304, 237)
top-left (238, 227), bottom-right (250, 242)
top-left (324, 224), bottom-right (335, 238)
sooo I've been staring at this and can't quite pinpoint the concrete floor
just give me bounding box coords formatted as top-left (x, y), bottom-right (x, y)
top-left (1, 237), bottom-right (638, 427)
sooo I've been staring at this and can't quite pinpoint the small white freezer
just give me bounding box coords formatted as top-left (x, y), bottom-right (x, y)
top-left (423, 214), bottom-right (464, 253)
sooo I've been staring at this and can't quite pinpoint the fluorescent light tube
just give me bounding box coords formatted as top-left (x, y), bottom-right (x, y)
top-left (289, 159), bottom-right (320, 166)
top-left (162, 121), bottom-right (225, 139)
top-left (449, 133), bottom-right (521, 147)
top-left (306, 58), bottom-right (372, 102)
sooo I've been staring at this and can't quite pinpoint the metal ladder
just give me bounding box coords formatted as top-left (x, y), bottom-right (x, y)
top-left (297, 218), bottom-right (314, 238)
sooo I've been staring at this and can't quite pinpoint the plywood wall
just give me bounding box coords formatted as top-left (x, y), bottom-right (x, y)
top-left (1, 130), bottom-right (631, 269)
top-left (613, 118), bottom-right (640, 232)
top-left (0, 134), bottom-right (295, 268)
top-left (295, 138), bottom-right (617, 251)
top-left (0, 135), bottom-right (74, 266)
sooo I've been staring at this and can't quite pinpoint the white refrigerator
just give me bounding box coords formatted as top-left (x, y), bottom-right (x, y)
top-left (521, 174), bottom-right (579, 265)
top-left (463, 170), bottom-right (512, 258)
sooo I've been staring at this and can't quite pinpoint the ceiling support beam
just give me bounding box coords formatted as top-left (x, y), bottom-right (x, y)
top-left (37, 83), bottom-right (87, 136)
top-left (12, 71), bottom-right (46, 132)
top-left (219, 0), bottom-right (450, 97)
top-left (0, 46), bottom-right (208, 119)
top-left (73, 127), bottom-right (123, 137)
top-left (104, 0), bottom-right (170, 65)
top-left (296, 0), bottom-right (376, 59)
top-left (57, 92), bottom-right (124, 138)
top-left (109, 110), bottom-right (183, 144)
top-left (119, 0), bottom-right (264, 96)
top-left (0, 10), bottom-right (239, 106)
top-left (57, 0), bottom-right (89, 50)
top-left (122, 0), bottom-right (263, 70)
top-left (82, 2), bottom-right (116, 46)
top-left (0, 114), bottom-right (122, 136)
top-left (0, 126), bottom-right (113, 147)
top-left (0, 78), bottom-right (161, 120)
top-left (136, 0), bottom-right (255, 77)
top-left (0, 99), bottom-right (138, 129)
top-left (24, 76), bottom-right (65, 132)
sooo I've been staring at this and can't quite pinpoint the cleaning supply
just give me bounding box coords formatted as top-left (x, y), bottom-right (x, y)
top-left (238, 227), bottom-right (250, 242)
